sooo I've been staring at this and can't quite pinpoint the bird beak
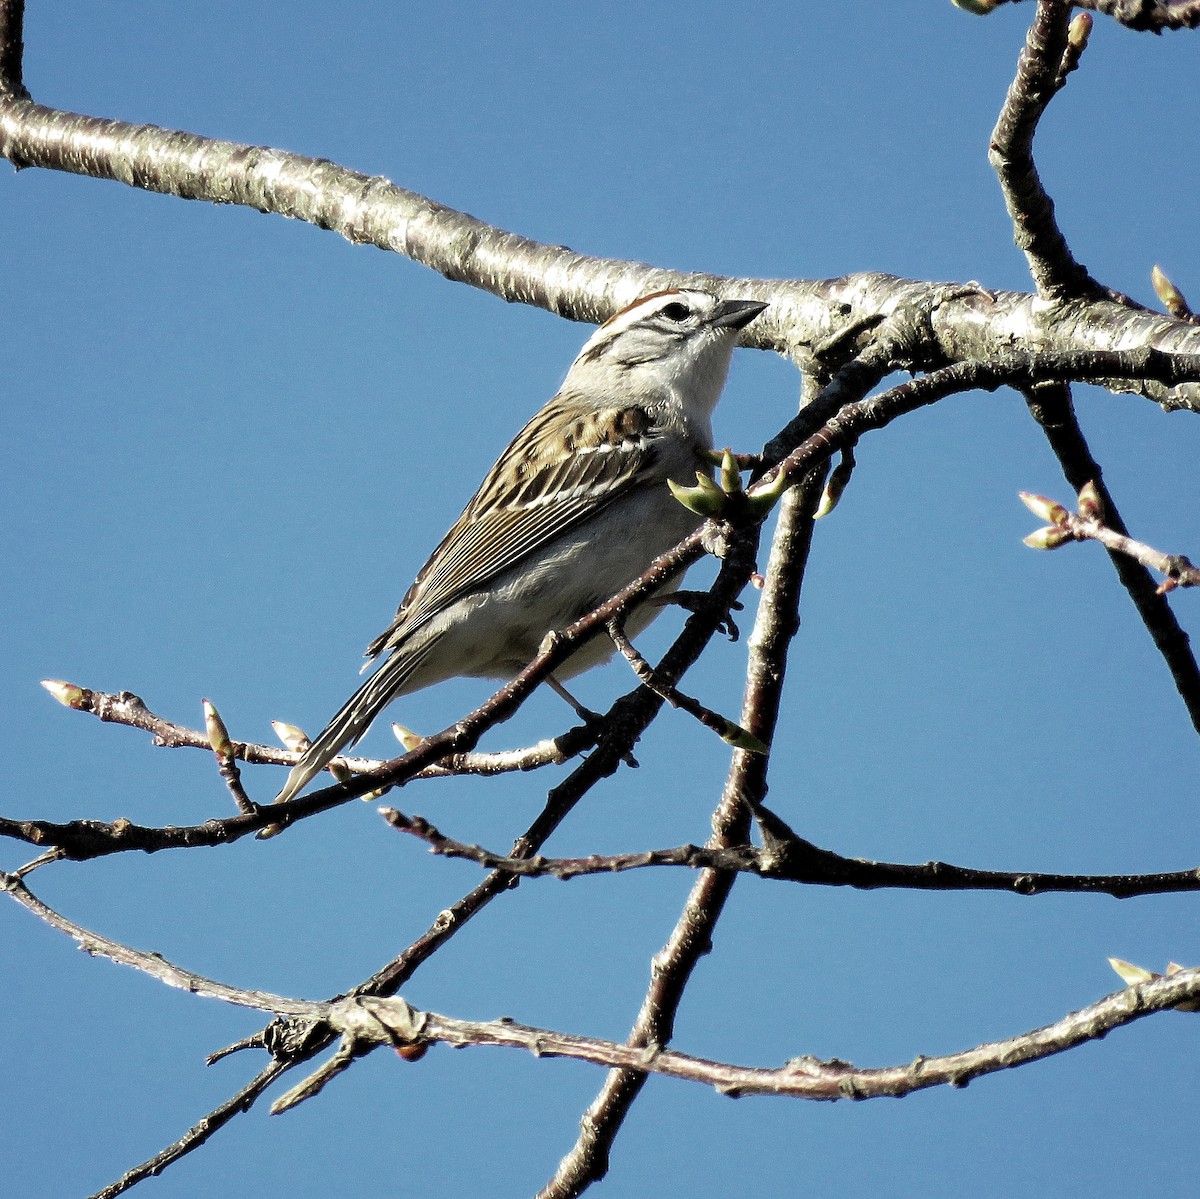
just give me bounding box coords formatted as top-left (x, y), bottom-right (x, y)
top-left (711, 299), bottom-right (769, 330)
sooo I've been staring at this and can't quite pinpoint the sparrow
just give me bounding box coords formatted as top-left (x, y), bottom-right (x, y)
top-left (275, 287), bottom-right (767, 803)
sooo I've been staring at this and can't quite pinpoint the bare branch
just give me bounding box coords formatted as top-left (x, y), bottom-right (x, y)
top-left (1, 869), bottom-right (322, 1017)
top-left (9, 863), bottom-right (1200, 1114)
top-left (606, 620), bottom-right (764, 751)
top-left (990, 2), bottom-right (1113, 300)
top-left (5, 524), bottom-right (718, 857)
top-left (1022, 383), bottom-right (1200, 733)
top-left (11, 342), bottom-right (1200, 866)
top-left (36, 682), bottom-right (600, 780)
top-left (542, 474), bottom-right (826, 1198)
top-left (246, 980), bottom-right (1200, 1107)
top-left (1, 26), bottom-right (1200, 409)
top-left (428, 967), bottom-right (1200, 1098)
top-left (381, 808), bottom-right (1200, 899)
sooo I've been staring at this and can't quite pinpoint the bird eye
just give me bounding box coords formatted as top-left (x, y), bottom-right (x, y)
top-left (660, 301), bottom-right (691, 323)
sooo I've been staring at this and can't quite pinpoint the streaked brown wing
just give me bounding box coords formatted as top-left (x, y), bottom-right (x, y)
top-left (365, 396), bottom-right (662, 660)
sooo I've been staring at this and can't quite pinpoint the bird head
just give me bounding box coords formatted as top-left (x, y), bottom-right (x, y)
top-left (564, 288), bottom-right (768, 413)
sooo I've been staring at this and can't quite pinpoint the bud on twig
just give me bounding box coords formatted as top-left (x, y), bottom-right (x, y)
top-left (1067, 12), bottom-right (1092, 52)
top-left (816, 450), bottom-right (855, 519)
top-left (395, 1043), bottom-right (429, 1062)
top-left (1110, 957), bottom-right (1200, 1012)
top-left (719, 720), bottom-right (769, 754)
top-left (1108, 957), bottom-right (1156, 986)
top-left (41, 679), bottom-right (88, 710)
top-left (1018, 491), bottom-right (1069, 526)
top-left (272, 720), bottom-right (311, 752)
top-left (1151, 265), bottom-right (1194, 320)
top-left (202, 699), bottom-right (233, 759)
top-left (1023, 526), bottom-right (1072, 551)
top-left (746, 468), bottom-right (790, 517)
top-left (719, 447), bottom-right (743, 496)
top-left (392, 723), bottom-right (424, 752)
top-left (1076, 480), bottom-right (1103, 521)
top-left (668, 472), bottom-right (727, 517)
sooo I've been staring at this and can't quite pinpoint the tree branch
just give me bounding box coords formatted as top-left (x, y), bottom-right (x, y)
top-left (11, 344), bottom-right (1200, 863)
top-left (2, 523), bottom-right (717, 856)
top-left (1020, 482), bottom-right (1200, 589)
top-left (2, 20), bottom-right (1200, 410)
top-left (35, 682), bottom-right (602, 781)
top-left (541, 473), bottom-right (826, 1197)
top-left (1023, 384), bottom-right (1200, 733)
top-left (381, 807), bottom-right (1200, 899)
top-left (980, 0), bottom-right (1200, 32)
top-left (11, 864), bottom-right (1199, 1120)
top-left (990, 2), bottom-right (1113, 301)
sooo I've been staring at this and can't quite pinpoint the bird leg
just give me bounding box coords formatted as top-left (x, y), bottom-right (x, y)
top-left (546, 676), bottom-right (639, 769)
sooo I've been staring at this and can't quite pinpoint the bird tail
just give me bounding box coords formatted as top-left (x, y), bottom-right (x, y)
top-left (274, 637), bottom-right (439, 805)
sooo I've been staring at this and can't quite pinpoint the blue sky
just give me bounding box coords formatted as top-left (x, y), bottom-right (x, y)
top-left (4, 3), bottom-right (1199, 1196)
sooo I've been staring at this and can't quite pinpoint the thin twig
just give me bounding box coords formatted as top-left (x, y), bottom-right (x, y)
top-left (606, 620), bottom-right (763, 750)
top-left (36, 683), bottom-right (600, 779)
top-left (1022, 496), bottom-right (1200, 590)
top-left (15, 866), bottom-right (1196, 1119)
top-left (5, 527), bottom-right (716, 857)
top-left (380, 809), bottom-right (1200, 899)
top-left (0, 870), bottom-right (323, 1017)
top-left (1022, 384), bottom-right (1200, 733)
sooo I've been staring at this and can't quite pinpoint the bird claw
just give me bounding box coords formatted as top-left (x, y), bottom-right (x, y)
top-left (568, 707), bottom-right (639, 769)
top-left (651, 591), bottom-right (743, 642)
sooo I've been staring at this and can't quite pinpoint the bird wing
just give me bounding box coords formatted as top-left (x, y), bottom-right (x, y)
top-left (364, 395), bottom-right (666, 661)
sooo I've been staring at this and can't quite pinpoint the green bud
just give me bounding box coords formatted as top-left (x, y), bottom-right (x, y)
top-left (719, 447), bottom-right (742, 495)
top-left (668, 474), bottom-right (727, 517)
top-left (1023, 526), bottom-right (1072, 550)
top-left (272, 720), bottom-right (310, 752)
top-left (720, 720), bottom-right (769, 754)
top-left (1076, 480), bottom-right (1104, 521)
top-left (1018, 491), bottom-right (1068, 525)
top-left (202, 699), bottom-right (233, 759)
top-left (745, 468), bottom-right (790, 516)
top-left (41, 679), bottom-right (88, 709)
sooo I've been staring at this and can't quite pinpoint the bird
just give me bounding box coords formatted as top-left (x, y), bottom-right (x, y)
top-left (275, 287), bottom-right (767, 803)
